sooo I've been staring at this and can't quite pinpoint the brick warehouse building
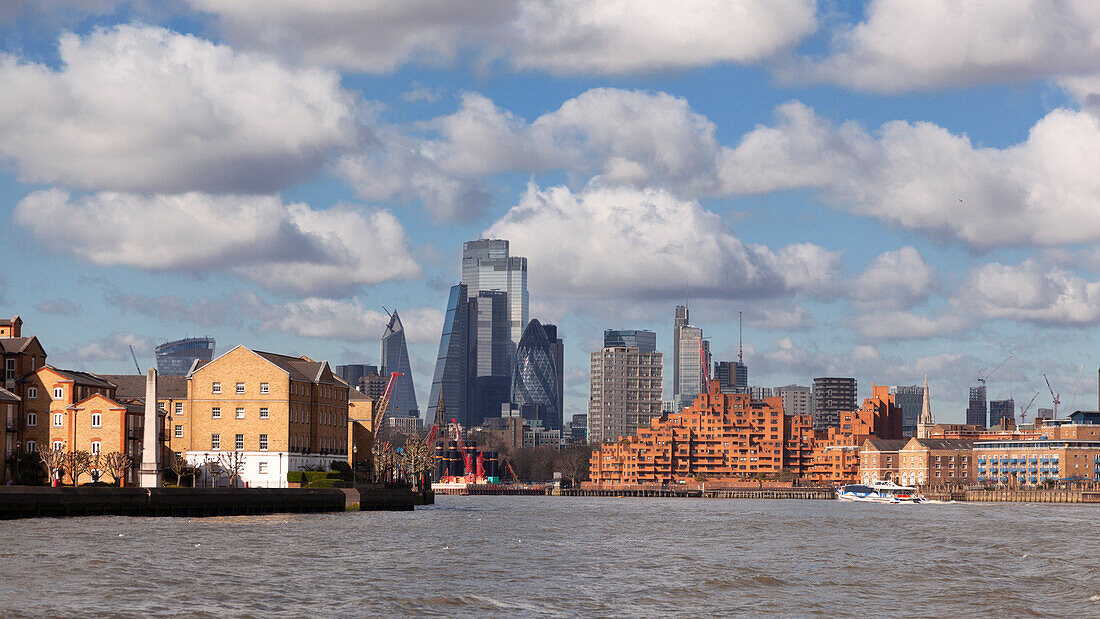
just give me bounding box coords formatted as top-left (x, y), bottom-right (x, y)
top-left (589, 380), bottom-right (903, 486)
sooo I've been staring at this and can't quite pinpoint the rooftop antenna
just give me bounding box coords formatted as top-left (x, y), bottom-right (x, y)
top-left (738, 310), bottom-right (743, 364)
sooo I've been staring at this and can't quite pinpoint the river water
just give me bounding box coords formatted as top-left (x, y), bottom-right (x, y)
top-left (2, 496), bottom-right (1098, 617)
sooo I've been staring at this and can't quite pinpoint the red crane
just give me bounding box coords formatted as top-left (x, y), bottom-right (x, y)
top-left (371, 371), bottom-right (401, 438)
top-left (450, 418), bottom-right (473, 478)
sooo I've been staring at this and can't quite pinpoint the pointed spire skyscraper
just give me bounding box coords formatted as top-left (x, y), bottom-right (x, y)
top-left (381, 310), bottom-right (418, 419)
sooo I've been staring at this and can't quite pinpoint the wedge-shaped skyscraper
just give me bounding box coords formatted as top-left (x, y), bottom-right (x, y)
top-left (381, 310), bottom-right (418, 418)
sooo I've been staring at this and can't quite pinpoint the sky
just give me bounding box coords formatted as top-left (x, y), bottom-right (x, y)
top-left (3, 1), bottom-right (1100, 423)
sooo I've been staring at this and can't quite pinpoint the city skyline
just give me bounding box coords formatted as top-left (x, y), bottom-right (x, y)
top-left (3, 3), bottom-right (1100, 421)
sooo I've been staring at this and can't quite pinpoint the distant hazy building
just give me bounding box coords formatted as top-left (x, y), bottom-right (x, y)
top-left (334, 364), bottom-right (377, 391)
top-left (967, 385), bottom-right (988, 428)
top-left (570, 413), bottom-right (588, 443)
top-left (812, 377), bottom-right (857, 431)
top-left (155, 337), bottom-right (215, 376)
top-left (511, 319), bottom-right (561, 431)
top-left (891, 385), bottom-right (925, 437)
top-left (589, 331), bottom-right (662, 444)
top-left (714, 361), bottom-right (748, 393)
top-left (1036, 407), bottom-right (1054, 420)
top-left (775, 385), bottom-right (812, 416)
top-left (542, 322), bottom-right (565, 426)
top-left (380, 311), bottom-right (418, 419)
top-left (989, 398), bottom-right (1015, 427)
top-left (428, 284), bottom-right (477, 428)
top-left (461, 239), bottom-right (529, 359)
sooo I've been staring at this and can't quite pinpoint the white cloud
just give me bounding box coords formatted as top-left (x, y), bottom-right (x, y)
top-left (55, 332), bottom-right (153, 364)
top-left (962, 260), bottom-right (1100, 325)
top-left (189, 0), bottom-right (815, 76)
top-left (258, 298), bottom-right (443, 345)
top-left (484, 182), bottom-right (841, 302)
top-left (850, 247), bottom-right (939, 310)
top-left (14, 190), bottom-right (420, 297)
top-left (854, 311), bottom-right (972, 341)
top-left (721, 101), bottom-right (1100, 249)
top-left (0, 25), bottom-right (357, 193)
top-left (794, 0), bottom-right (1100, 92)
top-left (34, 298), bottom-right (80, 316)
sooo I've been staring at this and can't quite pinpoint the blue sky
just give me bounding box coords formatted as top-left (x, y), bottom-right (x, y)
top-left (3, 1), bottom-right (1100, 422)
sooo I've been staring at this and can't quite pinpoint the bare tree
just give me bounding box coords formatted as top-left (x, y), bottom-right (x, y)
top-left (64, 450), bottom-right (92, 486)
top-left (400, 435), bottom-right (435, 490)
top-left (557, 446), bottom-right (593, 486)
top-left (102, 451), bottom-right (133, 486)
top-left (217, 450), bottom-right (246, 487)
top-left (168, 452), bottom-right (190, 487)
top-left (202, 455), bottom-right (223, 487)
top-left (38, 445), bottom-right (66, 486)
top-left (89, 452), bottom-right (104, 483)
top-left (371, 441), bottom-right (394, 483)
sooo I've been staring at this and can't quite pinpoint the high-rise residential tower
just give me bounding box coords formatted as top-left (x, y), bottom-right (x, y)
top-left (812, 377), bottom-right (857, 431)
top-left (155, 337), bottom-right (215, 375)
top-left (714, 361), bottom-right (748, 393)
top-left (774, 384), bottom-right (812, 416)
top-left (461, 239), bottom-right (529, 360)
top-left (511, 319), bottom-right (560, 431)
top-left (427, 285), bottom-right (477, 428)
top-left (989, 398), bottom-right (1015, 427)
top-left (588, 329), bottom-right (662, 444)
top-left (380, 311), bottom-right (418, 419)
top-left (890, 384), bottom-right (925, 437)
top-left (967, 385), bottom-right (988, 428)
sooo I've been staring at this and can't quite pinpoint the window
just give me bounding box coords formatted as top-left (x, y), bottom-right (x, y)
top-left (236, 382), bottom-right (245, 394)
top-left (211, 434), bottom-right (220, 450)
top-left (53, 387), bottom-right (63, 400)
top-left (260, 382), bottom-right (269, 394)
top-left (258, 462), bottom-right (268, 474)
top-left (174, 425), bottom-right (183, 438)
top-left (4, 359), bottom-right (14, 380)
top-left (236, 407), bottom-right (245, 419)
top-left (259, 434), bottom-right (268, 451)
top-left (259, 407), bottom-right (269, 419)
top-left (53, 413), bottom-right (63, 427)
top-left (26, 440), bottom-right (36, 453)
top-left (175, 402), bottom-right (183, 415)
top-left (27, 413), bottom-right (37, 427)
top-left (91, 441), bottom-right (101, 454)
top-left (27, 387), bottom-right (37, 399)
top-left (211, 407), bottom-right (221, 419)
top-left (235, 434), bottom-right (244, 450)
top-left (212, 382), bottom-right (221, 394)
top-left (53, 441), bottom-right (63, 451)
top-left (91, 413), bottom-right (102, 428)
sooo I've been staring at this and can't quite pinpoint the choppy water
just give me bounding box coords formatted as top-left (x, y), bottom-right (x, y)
top-left (2, 496), bottom-right (1099, 617)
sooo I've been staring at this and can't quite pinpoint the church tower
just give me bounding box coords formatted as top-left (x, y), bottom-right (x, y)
top-left (916, 376), bottom-right (934, 439)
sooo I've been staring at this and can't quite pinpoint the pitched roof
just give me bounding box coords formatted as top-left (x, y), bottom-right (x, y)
top-left (907, 438), bottom-right (976, 450)
top-left (35, 366), bottom-right (116, 389)
top-left (348, 388), bottom-right (371, 401)
top-left (99, 374), bottom-right (188, 399)
top-left (0, 386), bottom-right (19, 402)
top-left (0, 336), bottom-right (39, 354)
top-left (863, 438), bottom-right (908, 452)
top-left (253, 350), bottom-right (338, 384)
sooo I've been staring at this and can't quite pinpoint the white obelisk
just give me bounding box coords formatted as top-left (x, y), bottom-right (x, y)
top-left (139, 367), bottom-right (161, 487)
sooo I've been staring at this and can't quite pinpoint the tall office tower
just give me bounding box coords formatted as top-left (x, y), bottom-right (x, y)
top-left (714, 361), bottom-right (748, 393)
top-left (675, 324), bottom-right (709, 406)
top-left (812, 377), bottom-right (857, 431)
top-left (989, 398), bottom-right (1015, 427)
top-left (511, 319), bottom-right (560, 430)
top-left (473, 290), bottom-right (511, 424)
top-left (967, 385), bottom-right (988, 428)
top-left (155, 336), bottom-right (215, 375)
top-left (334, 364), bottom-right (378, 391)
top-left (774, 384), bottom-right (812, 416)
top-left (380, 311), bottom-right (418, 418)
top-left (673, 305), bottom-right (689, 392)
top-left (588, 330), bottom-right (662, 444)
top-left (461, 239), bottom-right (529, 361)
top-left (890, 385), bottom-right (925, 437)
top-left (542, 322), bottom-right (565, 427)
top-left (428, 284), bottom-right (477, 428)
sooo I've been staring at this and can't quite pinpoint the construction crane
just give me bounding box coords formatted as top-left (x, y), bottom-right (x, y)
top-left (1043, 373), bottom-right (1060, 420)
top-left (129, 345), bottom-right (142, 374)
top-left (1018, 391), bottom-right (1040, 425)
top-left (1069, 363), bottom-right (1086, 411)
top-left (977, 354), bottom-right (1014, 387)
top-left (502, 456), bottom-right (519, 483)
top-left (450, 418), bottom-right (473, 480)
top-left (371, 371), bottom-right (401, 438)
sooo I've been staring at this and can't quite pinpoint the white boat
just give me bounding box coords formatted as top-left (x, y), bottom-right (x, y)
top-left (836, 480), bottom-right (926, 503)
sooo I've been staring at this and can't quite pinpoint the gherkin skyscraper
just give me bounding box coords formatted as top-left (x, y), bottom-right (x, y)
top-left (511, 319), bottom-right (560, 431)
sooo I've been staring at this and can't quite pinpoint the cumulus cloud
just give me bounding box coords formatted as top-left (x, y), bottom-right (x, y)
top-left (854, 311), bottom-right (972, 341)
top-left (961, 260), bottom-right (1100, 325)
top-left (14, 190), bottom-right (420, 297)
top-left (190, 0), bottom-right (815, 76)
top-left (793, 0), bottom-right (1100, 92)
top-left (55, 332), bottom-right (153, 364)
top-left (257, 298), bottom-right (443, 345)
top-left (0, 25), bottom-right (357, 193)
top-left (107, 290), bottom-right (262, 328)
top-left (34, 298), bottom-right (80, 316)
top-left (720, 101), bottom-right (1100, 249)
top-left (850, 247), bottom-right (939, 310)
top-left (484, 182), bottom-right (841, 302)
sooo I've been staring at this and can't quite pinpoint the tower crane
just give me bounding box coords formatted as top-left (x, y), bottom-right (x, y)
top-left (977, 354), bottom-right (1014, 388)
top-left (371, 371), bottom-right (401, 439)
top-left (1043, 373), bottom-right (1060, 420)
top-left (1069, 363), bottom-right (1085, 411)
top-left (1018, 391), bottom-right (1040, 425)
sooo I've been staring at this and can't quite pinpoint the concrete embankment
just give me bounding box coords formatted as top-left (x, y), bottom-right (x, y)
top-left (559, 486), bottom-right (834, 500)
top-left (923, 488), bottom-right (1100, 504)
top-left (0, 486), bottom-right (432, 519)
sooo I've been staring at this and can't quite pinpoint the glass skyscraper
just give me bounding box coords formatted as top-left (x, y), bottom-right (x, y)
top-left (427, 284), bottom-right (477, 429)
top-left (380, 311), bottom-right (418, 419)
top-left (461, 239), bottom-right (529, 362)
top-left (604, 329), bottom-right (657, 352)
top-left (155, 336), bottom-right (215, 375)
top-left (511, 319), bottom-right (560, 431)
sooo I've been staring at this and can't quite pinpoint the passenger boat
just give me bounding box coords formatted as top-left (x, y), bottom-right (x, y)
top-left (836, 480), bottom-right (926, 503)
